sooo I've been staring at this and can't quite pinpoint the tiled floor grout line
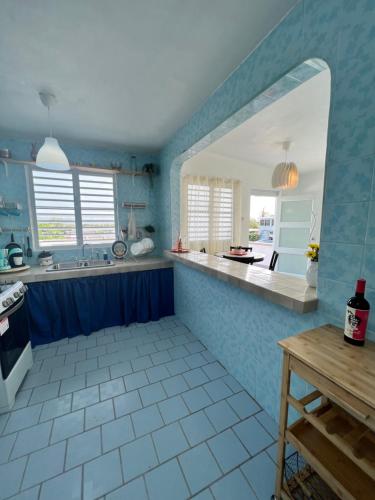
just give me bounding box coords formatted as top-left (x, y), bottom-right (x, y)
top-left (7, 428), bottom-right (18, 464)
top-left (79, 464), bottom-right (84, 500)
top-left (254, 412), bottom-right (278, 441)
top-left (176, 454), bottom-right (193, 498)
top-left (141, 472), bottom-right (152, 500)
top-left (237, 467), bottom-right (260, 500)
top-left (17, 449), bottom-right (31, 499)
top-left (62, 428), bottom-right (70, 476)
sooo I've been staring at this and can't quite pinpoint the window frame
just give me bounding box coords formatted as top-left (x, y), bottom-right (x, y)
top-left (186, 182), bottom-right (211, 243)
top-left (181, 175), bottom-right (240, 252)
top-left (185, 182), bottom-right (235, 244)
top-left (26, 166), bottom-right (118, 251)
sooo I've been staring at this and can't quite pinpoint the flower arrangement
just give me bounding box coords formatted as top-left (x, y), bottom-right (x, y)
top-left (305, 242), bottom-right (319, 262)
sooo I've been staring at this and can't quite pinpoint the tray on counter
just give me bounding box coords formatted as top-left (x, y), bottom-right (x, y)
top-left (0, 265), bottom-right (30, 274)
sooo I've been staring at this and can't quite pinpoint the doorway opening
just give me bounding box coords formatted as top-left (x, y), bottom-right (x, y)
top-left (249, 192), bottom-right (277, 269)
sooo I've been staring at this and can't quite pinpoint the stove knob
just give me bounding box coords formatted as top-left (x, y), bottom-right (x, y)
top-left (6, 298), bottom-right (13, 306)
top-left (2, 300), bottom-right (7, 307)
top-left (14, 292), bottom-right (20, 299)
top-left (19, 288), bottom-right (24, 295)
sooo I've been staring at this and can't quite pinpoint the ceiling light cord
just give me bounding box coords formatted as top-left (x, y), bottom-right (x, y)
top-left (282, 140), bottom-right (290, 163)
top-left (47, 104), bottom-right (52, 137)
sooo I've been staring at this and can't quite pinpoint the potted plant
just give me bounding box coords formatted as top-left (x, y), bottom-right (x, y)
top-left (305, 242), bottom-right (319, 288)
top-left (38, 250), bottom-right (53, 267)
top-left (142, 163), bottom-right (157, 187)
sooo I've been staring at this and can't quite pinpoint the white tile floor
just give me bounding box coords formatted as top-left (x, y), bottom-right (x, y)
top-left (0, 316), bottom-right (278, 500)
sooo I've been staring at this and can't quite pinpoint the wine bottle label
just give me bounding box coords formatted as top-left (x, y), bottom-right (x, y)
top-left (344, 306), bottom-right (369, 340)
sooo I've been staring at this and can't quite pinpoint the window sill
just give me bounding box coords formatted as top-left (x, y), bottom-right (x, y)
top-left (165, 250), bottom-right (318, 314)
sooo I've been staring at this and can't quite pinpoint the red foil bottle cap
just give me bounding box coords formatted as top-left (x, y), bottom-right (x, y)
top-left (356, 278), bottom-right (366, 294)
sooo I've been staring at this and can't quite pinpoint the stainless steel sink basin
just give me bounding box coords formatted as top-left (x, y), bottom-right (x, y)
top-left (46, 259), bottom-right (115, 272)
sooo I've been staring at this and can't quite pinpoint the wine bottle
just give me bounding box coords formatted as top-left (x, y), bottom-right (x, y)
top-left (344, 278), bottom-right (370, 346)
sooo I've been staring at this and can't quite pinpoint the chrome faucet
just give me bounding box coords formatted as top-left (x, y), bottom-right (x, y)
top-left (82, 243), bottom-right (89, 258)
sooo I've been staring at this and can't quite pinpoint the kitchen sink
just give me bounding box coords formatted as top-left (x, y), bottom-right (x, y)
top-left (46, 259), bottom-right (115, 272)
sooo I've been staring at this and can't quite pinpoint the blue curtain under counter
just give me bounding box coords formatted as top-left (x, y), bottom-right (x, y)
top-left (26, 268), bottom-right (174, 346)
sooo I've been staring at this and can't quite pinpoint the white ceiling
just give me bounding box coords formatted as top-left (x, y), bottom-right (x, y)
top-left (207, 69), bottom-right (331, 173)
top-left (0, 0), bottom-right (298, 151)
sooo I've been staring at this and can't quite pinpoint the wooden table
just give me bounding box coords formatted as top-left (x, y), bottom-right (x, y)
top-left (215, 251), bottom-right (265, 265)
top-left (275, 324), bottom-right (375, 499)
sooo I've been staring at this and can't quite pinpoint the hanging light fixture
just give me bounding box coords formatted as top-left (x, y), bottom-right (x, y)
top-left (36, 92), bottom-right (70, 171)
top-left (271, 141), bottom-right (299, 189)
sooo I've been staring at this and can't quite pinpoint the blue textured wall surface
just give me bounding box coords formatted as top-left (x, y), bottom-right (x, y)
top-left (0, 138), bottom-right (160, 262)
top-left (174, 263), bottom-right (321, 418)
top-left (158, 0), bottom-right (375, 418)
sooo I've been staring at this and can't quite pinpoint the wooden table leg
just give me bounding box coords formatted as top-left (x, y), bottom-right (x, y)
top-left (275, 351), bottom-right (291, 499)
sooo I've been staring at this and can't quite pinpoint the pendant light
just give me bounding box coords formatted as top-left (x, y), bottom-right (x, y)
top-left (271, 141), bottom-right (299, 189)
top-left (36, 92), bottom-right (70, 171)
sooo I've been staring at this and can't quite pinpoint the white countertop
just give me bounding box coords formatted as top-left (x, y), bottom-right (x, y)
top-left (165, 250), bottom-right (318, 314)
top-left (0, 257), bottom-right (173, 284)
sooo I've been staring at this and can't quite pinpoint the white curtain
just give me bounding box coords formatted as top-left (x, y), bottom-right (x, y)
top-left (181, 175), bottom-right (241, 254)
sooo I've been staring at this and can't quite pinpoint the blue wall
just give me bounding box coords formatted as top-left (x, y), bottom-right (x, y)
top-left (158, 0), bottom-right (375, 419)
top-left (174, 263), bottom-right (321, 419)
top-left (0, 138), bottom-right (159, 262)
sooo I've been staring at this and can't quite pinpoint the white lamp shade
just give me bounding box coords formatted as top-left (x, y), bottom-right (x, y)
top-left (36, 137), bottom-right (70, 171)
top-left (272, 161), bottom-right (299, 189)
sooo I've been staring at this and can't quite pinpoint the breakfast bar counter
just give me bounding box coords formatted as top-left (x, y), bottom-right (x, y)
top-left (165, 250), bottom-right (317, 314)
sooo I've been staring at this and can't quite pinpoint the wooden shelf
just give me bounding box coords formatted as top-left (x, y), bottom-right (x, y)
top-left (286, 418), bottom-right (375, 500)
top-left (1, 158), bottom-right (152, 177)
top-left (288, 392), bottom-right (375, 481)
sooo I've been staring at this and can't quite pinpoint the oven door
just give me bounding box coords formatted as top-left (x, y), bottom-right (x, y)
top-left (0, 296), bottom-right (30, 380)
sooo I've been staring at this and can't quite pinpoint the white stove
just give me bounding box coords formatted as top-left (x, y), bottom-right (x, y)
top-left (0, 280), bottom-right (33, 413)
top-left (0, 281), bottom-right (28, 315)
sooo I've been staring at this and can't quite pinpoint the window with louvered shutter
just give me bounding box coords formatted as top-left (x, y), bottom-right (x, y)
top-left (79, 173), bottom-right (116, 244)
top-left (212, 186), bottom-right (233, 241)
top-left (29, 168), bottom-right (116, 248)
top-left (187, 184), bottom-right (210, 242)
top-left (181, 175), bottom-right (240, 254)
top-left (31, 170), bottom-right (77, 247)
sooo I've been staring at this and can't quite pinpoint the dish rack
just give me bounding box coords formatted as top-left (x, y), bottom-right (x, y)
top-left (0, 200), bottom-right (22, 216)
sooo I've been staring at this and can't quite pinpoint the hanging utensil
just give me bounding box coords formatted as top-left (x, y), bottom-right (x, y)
top-left (128, 205), bottom-right (137, 240)
top-left (6, 230), bottom-right (22, 253)
top-left (26, 236), bottom-right (33, 258)
top-left (111, 213), bottom-right (128, 259)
